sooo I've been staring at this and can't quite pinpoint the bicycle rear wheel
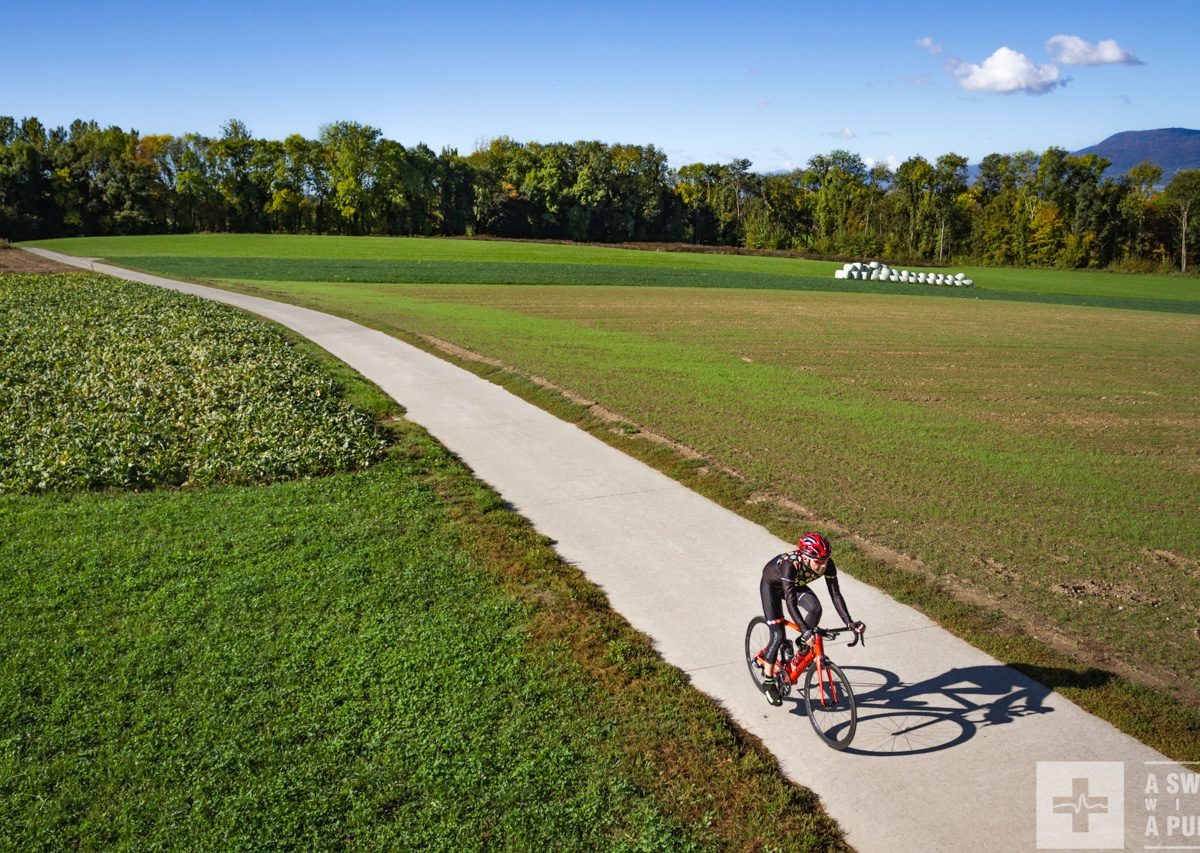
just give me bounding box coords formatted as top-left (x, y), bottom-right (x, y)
top-left (803, 659), bottom-right (857, 750)
top-left (744, 616), bottom-right (772, 693)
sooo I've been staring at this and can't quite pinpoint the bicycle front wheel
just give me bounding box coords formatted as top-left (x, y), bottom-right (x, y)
top-left (803, 659), bottom-right (857, 750)
top-left (744, 616), bottom-right (772, 693)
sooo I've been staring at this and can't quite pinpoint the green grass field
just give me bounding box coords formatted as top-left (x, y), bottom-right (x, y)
top-left (21, 235), bottom-right (1200, 758)
top-left (0, 272), bottom-right (847, 850)
top-left (29, 234), bottom-right (1200, 313)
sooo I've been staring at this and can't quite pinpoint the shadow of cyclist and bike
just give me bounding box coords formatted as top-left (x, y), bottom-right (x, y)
top-left (783, 661), bottom-right (1092, 756)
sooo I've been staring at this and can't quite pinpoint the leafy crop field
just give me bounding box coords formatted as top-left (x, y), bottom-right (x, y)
top-left (0, 273), bottom-right (387, 493)
top-left (0, 270), bottom-right (845, 850)
top-left (21, 236), bottom-right (1200, 756)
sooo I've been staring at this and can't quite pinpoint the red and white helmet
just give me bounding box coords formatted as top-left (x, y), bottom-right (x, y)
top-left (797, 532), bottom-right (831, 560)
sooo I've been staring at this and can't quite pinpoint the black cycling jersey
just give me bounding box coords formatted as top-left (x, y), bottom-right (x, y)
top-left (761, 550), bottom-right (852, 627)
top-left (758, 550), bottom-right (853, 664)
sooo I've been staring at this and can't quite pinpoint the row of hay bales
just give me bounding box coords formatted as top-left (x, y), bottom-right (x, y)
top-left (834, 261), bottom-right (974, 287)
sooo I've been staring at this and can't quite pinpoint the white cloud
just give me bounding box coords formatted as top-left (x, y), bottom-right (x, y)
top-left (1046, 35), bottom-right (1142, 66)
top-left (916, 36), bottom-right (942, 55)
top-left (822, 127), bottom-right (856, 139)
top-left (952, 47), bottom-right (1065, 95)
top-left (864, 154), bottom-right (901, 171)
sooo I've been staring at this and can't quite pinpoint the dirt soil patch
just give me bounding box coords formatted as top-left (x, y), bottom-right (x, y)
top-left (0, 247), bottom-right (76, 273)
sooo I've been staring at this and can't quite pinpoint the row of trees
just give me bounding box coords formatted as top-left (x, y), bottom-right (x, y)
top-left (3, 115), bottom-right (1198, 271)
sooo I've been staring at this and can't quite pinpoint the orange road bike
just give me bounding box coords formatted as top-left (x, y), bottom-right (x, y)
top-left (745, 617), bottom-right (865, 750)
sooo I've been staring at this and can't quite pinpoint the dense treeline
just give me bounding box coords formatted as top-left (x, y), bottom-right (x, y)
top-left (3, 115), bottom-right (1199, 271)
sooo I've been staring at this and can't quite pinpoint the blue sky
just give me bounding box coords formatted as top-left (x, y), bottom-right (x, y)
top-left (6, 0), bottom-right (1196, 172)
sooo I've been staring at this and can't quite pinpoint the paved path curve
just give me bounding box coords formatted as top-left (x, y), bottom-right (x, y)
top-left (29, 248), bottom-right (1192, 852)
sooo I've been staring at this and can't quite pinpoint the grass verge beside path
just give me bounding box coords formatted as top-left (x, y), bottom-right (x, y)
top-left (1, 273), bottom-right (846, 851)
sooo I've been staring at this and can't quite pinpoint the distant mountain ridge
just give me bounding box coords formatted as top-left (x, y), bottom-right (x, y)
top-left (963, 128), bottom-right (1199, 185)
top-left (1072, 127), bottom-right (1200, 181)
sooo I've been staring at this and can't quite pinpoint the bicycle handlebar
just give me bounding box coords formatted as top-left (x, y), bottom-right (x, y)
top-left (779, 620), bottom-right (867, 648)
top-left (814, 625), bottom-right (867, 648)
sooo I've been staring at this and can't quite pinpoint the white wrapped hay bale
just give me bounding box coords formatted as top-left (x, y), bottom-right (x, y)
top-left (832, 260), bottom-right (977, 287)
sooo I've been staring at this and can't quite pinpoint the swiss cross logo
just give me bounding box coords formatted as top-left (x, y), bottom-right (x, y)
top-left (1053, 777), bottom-right (1110, 832)
top-left (1037, 762), bottom-right (1125, 849)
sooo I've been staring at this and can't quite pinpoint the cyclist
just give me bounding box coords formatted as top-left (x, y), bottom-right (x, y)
top-left (757, 532), bottom-right (865, 706)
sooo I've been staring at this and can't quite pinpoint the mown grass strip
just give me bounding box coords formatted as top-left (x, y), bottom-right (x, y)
top-left (2, 459), bottom-right (709, 850)
top-left (24, 233), bottom-right (1200, 310)
top-left (103, 254), bottom-right (1200, 314)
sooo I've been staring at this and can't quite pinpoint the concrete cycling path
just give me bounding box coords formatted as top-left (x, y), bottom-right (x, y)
top-left (30, 247), bottom-right (1192, 852)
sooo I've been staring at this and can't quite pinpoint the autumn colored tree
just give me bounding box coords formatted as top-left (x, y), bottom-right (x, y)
top-left (0, 113), bottom-right (1195, 273)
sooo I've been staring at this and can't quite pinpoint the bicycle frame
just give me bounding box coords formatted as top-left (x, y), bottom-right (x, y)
top-left (775, 620), bottom-right (843, 708)
top-left (746, 615), bottom-right (862, 749)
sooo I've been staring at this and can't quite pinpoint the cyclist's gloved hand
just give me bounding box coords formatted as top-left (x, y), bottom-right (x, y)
top-left (847, 620), bottom-right (866, 634)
